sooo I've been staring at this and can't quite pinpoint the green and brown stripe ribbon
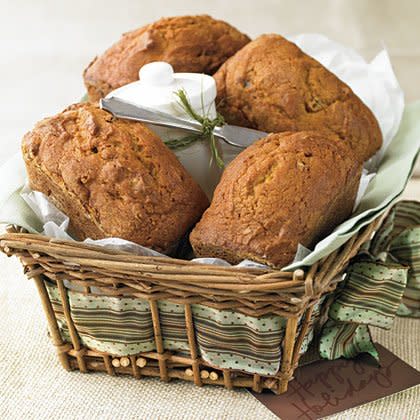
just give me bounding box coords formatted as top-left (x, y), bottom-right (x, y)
top-left (320, 200), bottom-right (419, 362)
top-left (372, 200), bottom-right (420, 317)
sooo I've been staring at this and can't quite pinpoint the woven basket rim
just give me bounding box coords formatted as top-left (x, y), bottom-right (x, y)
top-left (0, 227), bottom-right (290, 275)
top-left (0, 218), bottom-right (382, 316)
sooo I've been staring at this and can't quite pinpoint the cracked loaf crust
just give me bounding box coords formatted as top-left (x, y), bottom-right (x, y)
top-left (190, 131), bottom-right (362, 268)
top-left (214, 34), bottom-right (382, 163)
top-left (83, 15), bottom-right (250, 101)
top-left (22, 103), bottom-right (209, 253)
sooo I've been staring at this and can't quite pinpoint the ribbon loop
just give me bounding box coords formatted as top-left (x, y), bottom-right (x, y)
top-left (320, 200), bottom-right (420, 362)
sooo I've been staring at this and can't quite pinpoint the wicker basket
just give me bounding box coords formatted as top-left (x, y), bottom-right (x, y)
top-left (0, 218), bottom-right (380, 394)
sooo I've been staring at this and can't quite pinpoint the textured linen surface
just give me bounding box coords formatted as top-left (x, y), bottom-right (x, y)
top-left (0, 238), bottom-right (419, 419)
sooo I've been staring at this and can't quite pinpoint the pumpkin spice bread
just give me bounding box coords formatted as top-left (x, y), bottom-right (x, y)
top-left (190, 131), bottom-right (362, 268)
top-left (214, 34), bottom-right (382, 163)
top-left (84, 15), bottom-right (250, 101)
top-left (22, 103), bottom-right (209, 253)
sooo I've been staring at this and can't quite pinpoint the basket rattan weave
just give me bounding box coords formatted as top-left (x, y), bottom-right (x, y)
top-left (0, 218), bottom-right (380, 394)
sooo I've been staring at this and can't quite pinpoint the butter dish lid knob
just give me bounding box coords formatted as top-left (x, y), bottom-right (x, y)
top-left (107, 61), bottom-right (217, 117)
top-left (139, 62), bottom-right (175, 86)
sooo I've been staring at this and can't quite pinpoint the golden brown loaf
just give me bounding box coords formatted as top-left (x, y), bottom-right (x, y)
top-left (214, 34), bottom-right (382, 163)
top-left (190, 131), bottom-right (362, 268)
top-left (84, 15), bottom-right (250, 101)
top-left (22, 103), bottom-right (209, 253)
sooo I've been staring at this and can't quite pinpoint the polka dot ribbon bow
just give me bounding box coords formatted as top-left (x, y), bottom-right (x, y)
top-left (319, 200), bottom-right (420, 361)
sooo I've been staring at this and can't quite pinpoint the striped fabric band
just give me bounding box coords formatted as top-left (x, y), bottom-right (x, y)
top-left (329, 261), bottom-right (407, 329)
top-left (370, 200), bottom-right (420, 317)
top-left (319, 320), bottom-right (378, 360)
top-left (46, 283), bottom-right (322, 376)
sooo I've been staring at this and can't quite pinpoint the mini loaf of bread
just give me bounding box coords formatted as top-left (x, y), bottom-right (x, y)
top-left (190, 131), bottom-right (362, 268)
top-left (214, 34), bottom-right (382, 163)
top-left (84, 15), bottom-right (250, 101)
top-left (22, 103), bottom-right (209, 253)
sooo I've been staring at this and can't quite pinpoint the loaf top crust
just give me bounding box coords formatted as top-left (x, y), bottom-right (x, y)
top-left (190, 131), bottom-right (362, 268)
top-left (84, 15), bottom-right (250, 101)
top-left (22, 102), bottom-right (209, 253)
top-left (214, 34), bottom-right (382, 163)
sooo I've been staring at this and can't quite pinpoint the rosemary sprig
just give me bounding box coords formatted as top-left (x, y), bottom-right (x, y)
top-left (164, 89), bottom-right (225, 168)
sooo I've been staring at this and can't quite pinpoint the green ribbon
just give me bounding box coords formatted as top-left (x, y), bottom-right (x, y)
top-left (320, 200), bottom-right (420, 362)
top-left (320, 321), bottom-right (379, 361)
top-left (372, 200), bottom-right (420, 317)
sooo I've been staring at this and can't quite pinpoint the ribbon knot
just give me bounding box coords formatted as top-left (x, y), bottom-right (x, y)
top-left (164, 89), bottom-right (226, 168)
